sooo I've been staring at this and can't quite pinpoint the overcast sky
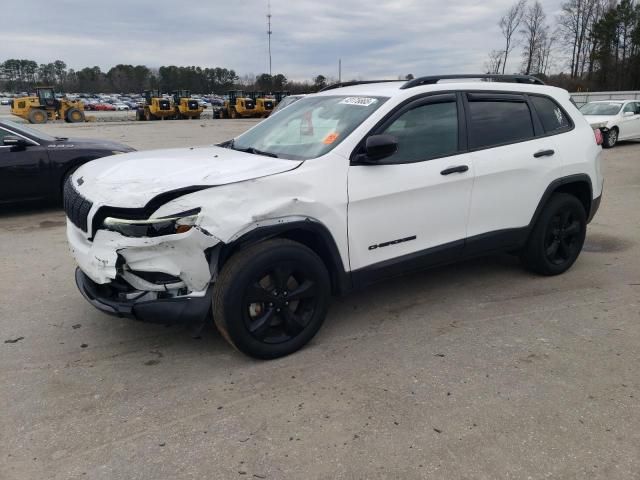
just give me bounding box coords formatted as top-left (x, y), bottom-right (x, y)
top-left (0, 0), bottom-right (565, 81)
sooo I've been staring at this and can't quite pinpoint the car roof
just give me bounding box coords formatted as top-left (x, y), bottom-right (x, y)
top-left (587, 100), bottom-right (629, 103)
top-left (314, 80), bottom-right (569, 100)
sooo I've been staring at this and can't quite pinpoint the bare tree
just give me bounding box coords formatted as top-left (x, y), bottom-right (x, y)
top-left (520, 1), bottom-right (547, 75)
top-left (558, 0), bottom-right (601, 78)
top-left (499, 0), bottom-right (527, 74)
top-left (485, 50), bottom-right (505, 74)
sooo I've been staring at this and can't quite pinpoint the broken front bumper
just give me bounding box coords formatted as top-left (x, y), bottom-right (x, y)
top-left (75, 268), bottom-right (212, 324)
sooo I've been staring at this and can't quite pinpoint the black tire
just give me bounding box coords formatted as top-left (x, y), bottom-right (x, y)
top-left (28, 109), bottom-right (47, 124)
top-left (136, 109), bottom-right (145, 121)
top-left (65, 108), bottom-right (85, 123)
top-left (521, 193), bottom-right (587, 275)
top-left (603, 127), bottom-right (618, 148)
top-left (213, 239), bottom-right (331, 359)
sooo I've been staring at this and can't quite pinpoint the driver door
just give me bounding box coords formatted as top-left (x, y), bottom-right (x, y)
top-left (347, 94), bottom-right (473, 281)
top-left (0, 127), bottom-right (50, 203)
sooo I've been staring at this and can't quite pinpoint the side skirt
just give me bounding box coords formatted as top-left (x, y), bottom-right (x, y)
top-left (351, 228), bottom-right (529, 290)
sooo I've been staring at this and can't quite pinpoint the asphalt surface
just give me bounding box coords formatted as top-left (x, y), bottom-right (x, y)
top-left (1, 119), bottom-right (639, 479)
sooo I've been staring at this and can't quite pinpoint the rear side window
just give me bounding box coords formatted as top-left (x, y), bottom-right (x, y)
top-left (530, 96), bottom-right (572, 134)
top-left (467, 99), bottom-right (534, 149)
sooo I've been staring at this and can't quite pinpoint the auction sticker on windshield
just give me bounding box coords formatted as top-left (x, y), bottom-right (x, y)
top-left (339, 97), bottom-right (378, 107)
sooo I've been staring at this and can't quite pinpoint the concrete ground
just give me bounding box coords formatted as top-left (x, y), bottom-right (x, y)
top-left (1, 118), bottom-right (639, 480)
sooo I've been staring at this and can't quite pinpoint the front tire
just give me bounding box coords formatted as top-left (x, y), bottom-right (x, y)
top-left (603, 128), bottom-right (618, 148)
top-left (213, 239), bottom-right (331, 359)
top-left (521, 193), bottom-right (587, 275)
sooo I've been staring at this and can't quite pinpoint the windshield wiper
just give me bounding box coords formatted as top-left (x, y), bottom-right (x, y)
top-left (233, 146), bottom-right (279, 158)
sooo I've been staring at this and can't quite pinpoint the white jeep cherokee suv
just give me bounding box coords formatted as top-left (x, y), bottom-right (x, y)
top-left (65, 74), bottom-right (603, 359)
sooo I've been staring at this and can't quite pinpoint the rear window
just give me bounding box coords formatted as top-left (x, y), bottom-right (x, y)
top-left (530, 95), bottom-right (572, 134)
top-left (468, 99), bottom-right (534, 149)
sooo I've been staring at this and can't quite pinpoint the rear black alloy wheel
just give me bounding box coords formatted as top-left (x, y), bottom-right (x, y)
top-left (521, 193), bottom-right (587, 275)
top-left (213, 239), bottom-right (330, 359)
top-left (544, 210), bottom-right (581, 266)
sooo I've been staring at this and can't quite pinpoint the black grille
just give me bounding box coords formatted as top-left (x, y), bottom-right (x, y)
top-left (187, 100), bottom-right (198, 110)
top-left (63, 177), bottom-right (93, 232)
top-left (159, 100), bottom-right (171, 110)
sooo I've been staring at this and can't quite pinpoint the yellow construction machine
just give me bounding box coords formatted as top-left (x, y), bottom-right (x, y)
top-left (10, 87), bottom-right (85, 124)
top-left (172, 90), bottom-right (203, 119)
top-left (217, 90), bottom-right (261, 119)
top-left (252, 91), bottom-right (276, 117)
top-left (135, 89), bottom-right (174, 121)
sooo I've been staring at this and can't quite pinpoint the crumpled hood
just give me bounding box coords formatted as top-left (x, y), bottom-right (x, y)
top-left (72, 145), bottom-right (302, 208)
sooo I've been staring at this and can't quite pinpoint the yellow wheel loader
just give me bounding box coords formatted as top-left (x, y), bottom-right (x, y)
top-left (252, 91), bottom-right (276, 117)
top-left (171, 90), bottom-right (203, 119)
top-left (10, 87), bottom-right (85, 124)
top-left (135, 89), bottom-right (174, 121)
top-left (217, 90), bottom-right (261, 119)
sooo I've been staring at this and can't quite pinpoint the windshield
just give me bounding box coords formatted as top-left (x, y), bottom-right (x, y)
top-left (230, 95), bottom-right (388, 160)
top-left (580, 102), bottom-right (622, 116)
top-left (2, 120), bottom-right (56, 141)
top-left (271, 95), bottom-right (302, 114)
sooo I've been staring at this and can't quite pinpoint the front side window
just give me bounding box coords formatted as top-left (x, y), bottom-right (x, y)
top-left (530, 95), bottom-right (572, 134)
top-left (380, 101), bottom-right (458, 163)
top-left (231, 95), bottom-right (388, 160)
top-left (623, 102), bottom-right (637, 114)
top-left (468, 99), bottom-right (534, 149)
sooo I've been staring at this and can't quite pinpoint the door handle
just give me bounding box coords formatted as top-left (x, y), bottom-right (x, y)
top-left (440, 165), bottom-right (469, 175)
top-left (533, 149), bottom-right (555, 158)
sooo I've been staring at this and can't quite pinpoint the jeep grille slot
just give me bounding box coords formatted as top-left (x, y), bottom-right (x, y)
top-left (63, 177), bottom-right (92, 232)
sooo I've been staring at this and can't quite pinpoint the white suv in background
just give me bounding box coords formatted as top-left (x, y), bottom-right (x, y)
top-left (65, 74), bottom-right (603, 359)
top-left (580, 99), bottom-right (640, 148)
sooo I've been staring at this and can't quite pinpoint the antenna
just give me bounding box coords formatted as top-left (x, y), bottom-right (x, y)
top-left (267, 0), bottom-right (272, 77)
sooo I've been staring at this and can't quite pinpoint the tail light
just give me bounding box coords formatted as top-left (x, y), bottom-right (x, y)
top-left (594, 128), bottom-right (603, 146)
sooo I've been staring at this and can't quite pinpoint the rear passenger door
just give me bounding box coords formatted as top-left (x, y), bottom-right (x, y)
top-left (465, 92), bottom-right (569, 243)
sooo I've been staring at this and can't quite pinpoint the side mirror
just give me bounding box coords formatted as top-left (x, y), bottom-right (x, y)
top-left (3, 136), bottom-right (28, 149)
top-left (360, 134), bottom-right (398, 163)
top-left (623, 111), bottom-right (635, 117)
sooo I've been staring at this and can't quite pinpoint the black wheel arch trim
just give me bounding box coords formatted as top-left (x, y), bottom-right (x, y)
top-left (528, 174), bottom-right (594, 229)
top-left (218, 219), bottom-right (352, 295)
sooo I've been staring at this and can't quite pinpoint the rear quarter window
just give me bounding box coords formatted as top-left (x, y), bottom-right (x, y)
top-left (530, 95), bottom-right (572, 134)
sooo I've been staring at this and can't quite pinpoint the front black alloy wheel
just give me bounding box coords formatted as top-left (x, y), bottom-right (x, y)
top-left (521, 193), bottom-right (587, 275)
top-left (213, 239), bottom-right (330, 359)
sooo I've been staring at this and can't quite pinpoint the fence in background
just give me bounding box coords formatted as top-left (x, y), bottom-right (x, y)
top-left (571, 91), bottom-right (640, 107)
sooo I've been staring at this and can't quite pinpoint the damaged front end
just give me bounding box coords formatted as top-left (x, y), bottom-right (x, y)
top-left (67, 208), bottom-right (221, 325)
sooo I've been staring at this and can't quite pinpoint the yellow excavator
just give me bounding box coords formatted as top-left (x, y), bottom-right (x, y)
top-left (10, 87), bottom-right (85, 124)
top-left (135, 89), bottom-right (174, 121)
top-left (172, 90), bottom-right (203, 119)
top-left (217, 90), bottom-right (260, 119)
top-left (252, 91), bottom-right (276, 117)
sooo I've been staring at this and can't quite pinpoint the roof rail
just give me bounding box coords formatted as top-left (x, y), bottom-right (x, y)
top-left (319, 80), bottom-right (403, 92)
top-left (401, 74), bottom-right (545, 89)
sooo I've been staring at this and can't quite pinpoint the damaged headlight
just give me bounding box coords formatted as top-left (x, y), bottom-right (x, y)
top-left (103, 208), bottom-right (200, 238)
top-left (591, 122), bottom-right (608, 129)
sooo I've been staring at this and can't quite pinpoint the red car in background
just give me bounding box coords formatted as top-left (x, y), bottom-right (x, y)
top-left (93, 103), bottom-right (116, 111)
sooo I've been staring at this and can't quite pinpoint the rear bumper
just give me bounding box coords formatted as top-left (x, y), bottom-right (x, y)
top-left (75, 268), bottom-right (211, 325)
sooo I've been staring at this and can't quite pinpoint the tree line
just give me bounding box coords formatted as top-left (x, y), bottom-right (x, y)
top-left (0, 59), bottom-right (331, 95)
top-left (488, 0), bottom-right (640, 91)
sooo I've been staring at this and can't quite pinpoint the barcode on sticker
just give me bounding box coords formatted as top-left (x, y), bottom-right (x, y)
top-left (339, 97), bottom-right (378, 107)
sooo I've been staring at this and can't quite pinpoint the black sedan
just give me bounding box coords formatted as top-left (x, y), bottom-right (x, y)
top-left (0, 120), bottom-right (134, 205)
